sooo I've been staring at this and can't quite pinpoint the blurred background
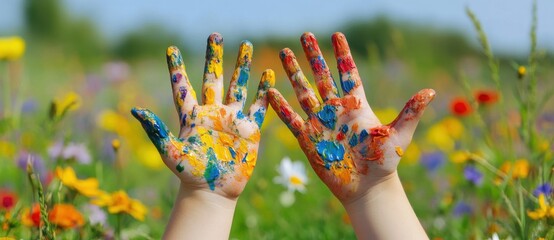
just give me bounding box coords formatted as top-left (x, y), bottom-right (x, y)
top-left (1, 0), bottom-right (554, 239)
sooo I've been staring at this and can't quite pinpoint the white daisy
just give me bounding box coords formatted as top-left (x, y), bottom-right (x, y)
top-left (273, 157), bottom-right (308, 193)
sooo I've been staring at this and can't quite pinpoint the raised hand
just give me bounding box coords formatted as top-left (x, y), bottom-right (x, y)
top-left (269, 32), bottom-right (435, 203)
top-left (132, 33), bottom-right (274, 199)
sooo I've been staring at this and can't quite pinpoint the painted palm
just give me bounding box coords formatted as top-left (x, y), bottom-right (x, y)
top-left (269, 32), bottom-right (435, 202)
top-left (132, 33), bottom-right (274, 199)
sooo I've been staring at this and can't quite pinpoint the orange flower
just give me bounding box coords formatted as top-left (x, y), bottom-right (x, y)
top-left (474, 90), bottom-right (499, 105)
top-left (0, 189), bottom-right (17, 210)
top-left (499, 159), bottom-right (530, 179)
top-left (450, 97), bottom-right (472, 117)
top-left (48, 204), bottom-right (84, 228)
top-left (21, 204), bottom-right (41, 227)
top-left (92, 190), bottom-right (147, 221)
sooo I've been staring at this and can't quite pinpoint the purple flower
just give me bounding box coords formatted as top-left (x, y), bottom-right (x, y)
top-left (47, 141), bottom-right (64, 160)
top-left (533, 183), bottom-right (553, 197)
top-left (17, 151), bottom-right (47, 182)
top-left (452, 201), bottom-right (473, 217)
top-left (82, 204), bottom-right (107, 225)
top-left (62, 143), bottom-right (92, 164)
top-left (421, 151), bottom-right (445, 172)
top-left (464, 165), bottom-right (483, 186)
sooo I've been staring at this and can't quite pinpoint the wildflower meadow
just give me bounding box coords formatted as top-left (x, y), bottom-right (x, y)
top-left (1, 1), bottom-right (554, 239)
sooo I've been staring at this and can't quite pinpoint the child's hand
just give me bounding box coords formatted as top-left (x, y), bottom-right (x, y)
top-left (269, 32), bottom-right (435, 203)
top-left (132, 33), bottom-right (274, 200)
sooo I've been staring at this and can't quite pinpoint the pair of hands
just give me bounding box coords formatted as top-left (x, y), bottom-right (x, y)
top-left (131, 32), bottom-right (435, 204)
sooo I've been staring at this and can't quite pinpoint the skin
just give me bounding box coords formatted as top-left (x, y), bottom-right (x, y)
top-left (269, 32), bottom-right (433, 239)
top-left (131, 33), bottom-right (274, 239)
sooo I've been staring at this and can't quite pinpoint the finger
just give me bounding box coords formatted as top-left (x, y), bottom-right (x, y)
top-left (202, 33), bottom-right (224, 105)
top-left (226, 40), bottom-right (253, 108)
top-left (167, 46), bottom-right (197, 126)
top-left (130, 107), bottom-right (179, 156)
top-left (331, 32), bottom-right (365, 97)
top-left (389, 89), bottom-right (436, 141)
top-left (280, 48), bottom-right (321, 115)
top-left (301, 32), bottom-right (339, 101)
top-left (268, 88), bottom-right (305, 136)
top-left (248, 69), bottom-right (276, 128)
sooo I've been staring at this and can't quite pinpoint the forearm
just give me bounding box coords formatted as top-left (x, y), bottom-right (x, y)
top-left (163, 183), bottom-right (237, 240)
top-left (343, 172), bottom-right (428, 240)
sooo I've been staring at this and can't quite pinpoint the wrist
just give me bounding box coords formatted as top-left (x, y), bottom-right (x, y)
top-left (176, 183), bottom-right (238, 209)
top-left (342, 171), bottom-right (428, 239)
top-left (163, 183), bottom-right (238, 240)
top-left (341, 171), bottom-right (401, 210)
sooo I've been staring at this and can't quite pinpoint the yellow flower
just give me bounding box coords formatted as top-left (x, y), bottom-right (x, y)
top-left (112, 139), bottom-right (121, 152)
top-left (137, 143), bottom-right (164, 169)
top-left (499, 159), bottom-right (530, 179)
top-left (92, 190), bottom-right (148, 221)
top-left (0, 141), bottom-right (16, 158)
top-left (51, 92), bottom-right (81, 119)
top-left (517, 66), bottom-right (526, 79)
top-left (97, 110), bottom-right (131, 136)
top-left (55, 167), bottom-right (101, 197)
top-left (374, 108), bottom-right (399, 124)
top-left (0, 237), bottom-right (16, 240)
top-left (0, 37), bottom-right (25, 61)
top-left (527, 194), bottom-right (554, 220)
top-left (450, 151), bottom-right (470, 164)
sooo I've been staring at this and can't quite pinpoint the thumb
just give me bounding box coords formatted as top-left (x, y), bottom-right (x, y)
top-left (389, 89), bottom-right (435, 141)
top-left (131, 107), bottom-right (177, 154)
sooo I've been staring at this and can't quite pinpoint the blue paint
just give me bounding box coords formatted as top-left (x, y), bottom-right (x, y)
top-left (359, 129), bottom-right (369, 143)
top-left (234, 91), bottom-right (244, 102)
top-left (190, 123), bottom-right (196, 128)
top-left (131, 108), bottom-right (169, 153)
top-left (181, 113), bottom-right (187, 126)
top-left (316, 140), bottom-right (345, 170)
top-left (237, 110), bottom-right (246, 119)
top-left (179, 86), bottom-right (187, 101)
top-left (253, 108), bottom-right (265, 127)
top-left (242, 153), bottom-right (248, 163)
top-left (339, 124), bottom-right (348, 133)
top-left (349, 133), bottom-right (358, 147)
top-left (316, 105), bottom-right (337, 130)
top-left (237, 68), bottom-right (249, 86)
top-left (228, 147), bottom-right (237, 159)
top-left (204, 148), bottom-right (220, 191)
top-left (341, 79), bottom-right (355, 94)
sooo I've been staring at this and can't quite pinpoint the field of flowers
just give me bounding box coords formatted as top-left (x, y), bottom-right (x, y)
top-left (1, 3), bottom-right (554, 240)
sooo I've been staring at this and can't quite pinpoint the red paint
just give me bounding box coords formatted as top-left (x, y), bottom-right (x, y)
top-left (337, 57), bottom-right (355, 73)
top-left (336, 132), bottom-right (345, 141)
top-left (362, 126), bottom-right (392, 164)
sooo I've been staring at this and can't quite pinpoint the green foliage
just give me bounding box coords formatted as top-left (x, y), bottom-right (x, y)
top-left (113, 25), bottom-right (184, 61)
top-left (24, 0), bottom-right (65, 40)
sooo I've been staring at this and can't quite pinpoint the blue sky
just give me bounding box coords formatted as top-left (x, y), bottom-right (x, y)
top-left (1, 0), bottom-right (553, 54)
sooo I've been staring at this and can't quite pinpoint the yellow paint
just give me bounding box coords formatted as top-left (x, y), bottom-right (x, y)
top-left (330, 152), bottom-right (354, 184)
top-left (207, 41), bottom-right (223, 78)
top-left (395, 146), bottom-right (404, 157)
top-left (204, 87), bottom-right (215, 105)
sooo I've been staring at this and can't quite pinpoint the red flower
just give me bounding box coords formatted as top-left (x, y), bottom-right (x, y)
top-left (450, 97), bottom-right (472, 117)
top-left (0, 189), bottom-right (17, 210)
top-left (22, 204), bottom-right (41, 227)
top-left (474, 90), bottom-right (499, 105)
